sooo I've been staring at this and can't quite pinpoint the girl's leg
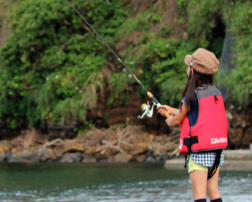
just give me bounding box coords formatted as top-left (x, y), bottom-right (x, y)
top-left (190, 170), bottom-right (208, 200)
top-left (207, 169), bottom-right (222, 200)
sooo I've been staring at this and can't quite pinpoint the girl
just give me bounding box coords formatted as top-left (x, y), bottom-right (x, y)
top-left (158, 48), bottom-right (228, 202)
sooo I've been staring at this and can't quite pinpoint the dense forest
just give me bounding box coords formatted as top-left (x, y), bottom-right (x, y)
top-left (0, 0), bottom-right (251, 138)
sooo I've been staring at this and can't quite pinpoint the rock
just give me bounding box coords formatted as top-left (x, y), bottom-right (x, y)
top-left (132, 142), bottom-right (148, 155)
top-left (60, 152), bottom-right (83, 163)
top-left (21, 149), bottom-right (35, 158)
top-left (98, 159), bottom-right (108, 163)
top-left (0, 152), bottom-right (6, 161)
top-left (145, 154), bottom-right (157, 163)
top-left (4, 150), bottom-right (12, 161)
top-left (135, 155), bottom-right (146, 162)
top-left (108, 154), bottom-right (137, 163)
top-left (20, 149), bottom-right (39, 162)
top-left (82, 154), bottom-right (97, 162)
top-left (59, 153), bottom-right (74, 163)
top-left (107, 156), bottom-right (115, 162)
top-left (0, 140), bottom-right (12, 154)
top-left (40, 148), bottom-right (58, 162)
top-left (160, 151), bottom-right (170, 161)
top-left (11, 147), bottom-right (24, 156)
top-left (112, 152), bottom-right (133, 163)
top-left (8, 152), bottom-right (37, 163)
top-left (8, 153), bottom-right (22, 162)
top-left (38, 148), bottom-right (49, 158)
top-left (70, 152), bottom-right (83, 162)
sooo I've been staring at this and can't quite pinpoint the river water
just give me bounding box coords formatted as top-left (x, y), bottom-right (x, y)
top-left (0, 162), bottom-right (251, 202)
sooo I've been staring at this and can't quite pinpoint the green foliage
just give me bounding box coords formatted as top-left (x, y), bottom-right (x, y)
top-left (211, 37), bottom-right (224, 57)
top-left (106, 71), bottom-right (129, 105)
top-left (0, 0), bottom-right (251, 131)
top-left (76, 119), bottom-right (94, 136)
top-left (0, 0), bottom-right (126, 128)
top-left (187, 0), bottom-right (225, 47)
top-left (177, 0), bottom-right (187, 15)
top-left (109, 123), bottom-right (125, 130)
top-left (151, 12), bottom-right (163, 23)
top-left (120, 33), bottom-right (191, 106)
top-left (118, 10), bottom-right (152, 37)
top-left (0, 16), bottom-right (2, 28)
top-left (223, 1), bottom-right (252, 106)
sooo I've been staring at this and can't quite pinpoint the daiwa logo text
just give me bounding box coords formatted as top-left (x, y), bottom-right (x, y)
top-left (211, 138), bottom-right (227, 144)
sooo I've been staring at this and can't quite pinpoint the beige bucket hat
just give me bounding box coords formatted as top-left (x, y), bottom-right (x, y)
top-left (184, 48), bottom-right (219, 74)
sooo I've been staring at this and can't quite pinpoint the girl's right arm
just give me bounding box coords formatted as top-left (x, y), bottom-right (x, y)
top-left (166, 103), bottom-right (188, 127)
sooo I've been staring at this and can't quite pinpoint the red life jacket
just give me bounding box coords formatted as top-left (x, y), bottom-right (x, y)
top-left (179, 85), bottom-right (228, 154)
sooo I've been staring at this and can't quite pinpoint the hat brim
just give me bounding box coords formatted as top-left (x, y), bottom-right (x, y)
top-left (185, 55), bottom-right (192, 66)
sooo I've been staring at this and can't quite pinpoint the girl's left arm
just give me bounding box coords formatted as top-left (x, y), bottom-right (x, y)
top-left (166, 103), bottom-right (189, 127)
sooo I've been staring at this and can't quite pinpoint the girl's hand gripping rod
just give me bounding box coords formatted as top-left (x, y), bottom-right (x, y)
top-left (137, 92), bottom-right (170, 119)
top-left (68, 0), bottom-right (170, 119)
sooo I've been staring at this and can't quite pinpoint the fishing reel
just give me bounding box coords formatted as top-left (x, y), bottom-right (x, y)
top-left (138, 101), bottom-right (160, 119)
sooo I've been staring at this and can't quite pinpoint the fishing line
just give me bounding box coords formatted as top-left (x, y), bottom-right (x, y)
top-left (67, 1), bottom-right (147, 91)
top-left (218, 29), bottom-right (235, 101)
top-left (67, 0), bottom-right (169, 118)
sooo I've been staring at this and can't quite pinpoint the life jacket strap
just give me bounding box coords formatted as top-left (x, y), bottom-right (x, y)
top-left (183, 136), bottom-right (199, 146)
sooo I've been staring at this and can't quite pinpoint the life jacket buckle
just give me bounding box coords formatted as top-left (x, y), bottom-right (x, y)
top-left (214, 95), bottom-right (219, 104)
top-left (183, 136), bottom-right (199, 146)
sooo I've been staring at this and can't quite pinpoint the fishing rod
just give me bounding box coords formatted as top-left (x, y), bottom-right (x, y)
top-left (67, 0), bottom-right (169, 119)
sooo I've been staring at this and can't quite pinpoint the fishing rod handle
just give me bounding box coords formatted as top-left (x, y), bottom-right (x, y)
top-left (147, 92), bottom-right (170, 118)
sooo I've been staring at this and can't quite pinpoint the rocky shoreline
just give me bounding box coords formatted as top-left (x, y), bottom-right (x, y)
top-left (0, 125), bottom-right (180, 163)
top-left (0, 119), bottom-right (251, 167)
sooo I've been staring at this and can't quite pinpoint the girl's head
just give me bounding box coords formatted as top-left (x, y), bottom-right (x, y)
top-left (184, 48), bottom-right (219, 75)
top-left (181, 48), bottom-right (219, 110)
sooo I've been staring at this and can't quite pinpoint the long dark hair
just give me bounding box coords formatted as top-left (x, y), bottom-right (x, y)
top-left (180, 68), bottom-right (214, 111)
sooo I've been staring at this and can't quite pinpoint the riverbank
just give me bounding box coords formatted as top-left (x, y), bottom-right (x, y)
top-left (164, 150), bottom-right (252, 171)
top-left (0, 126), bottom-right (181, 163)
